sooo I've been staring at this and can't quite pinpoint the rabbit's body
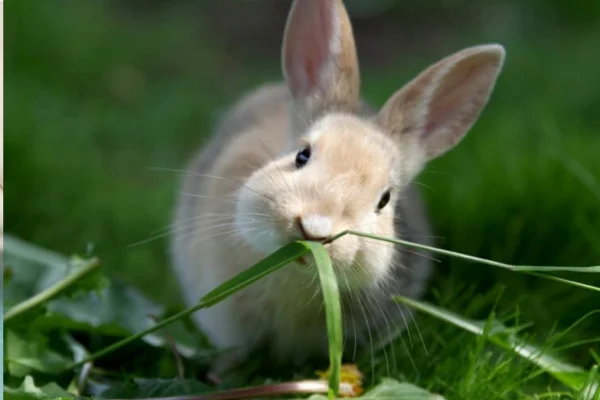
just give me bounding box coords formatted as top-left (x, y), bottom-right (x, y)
top-left (170, 0), bottom-right (504, 368)
top-left (171, 83), bottom-right (432, 363)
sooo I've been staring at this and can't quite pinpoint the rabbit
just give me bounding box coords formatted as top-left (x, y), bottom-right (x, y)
top-left (169, 0), bottom-right (505, 370)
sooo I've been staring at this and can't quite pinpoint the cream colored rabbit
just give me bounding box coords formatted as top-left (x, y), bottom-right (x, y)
top-left (170, 0), bottom-right (505, 368)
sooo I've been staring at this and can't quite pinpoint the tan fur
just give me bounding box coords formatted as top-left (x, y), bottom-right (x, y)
top-left (283, 0), bottom-right (360, 134)
top-left (170, 0), bottom-right (505, 368)
top-left (377, 44), bottom-right (505, 162)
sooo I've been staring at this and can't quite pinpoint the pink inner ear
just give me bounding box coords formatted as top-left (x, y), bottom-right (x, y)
top-left (423, 54), bottom-right (498, 141)
top-left (305, 58), bottom-right (318, 88)
top-left (283, 0), bottom-right (334, 97)
top-left (423, 62), bottom-right (480, 137)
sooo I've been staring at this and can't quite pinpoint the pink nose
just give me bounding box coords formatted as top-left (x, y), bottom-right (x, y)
top-left (296, 214), bottom-right (333, 242)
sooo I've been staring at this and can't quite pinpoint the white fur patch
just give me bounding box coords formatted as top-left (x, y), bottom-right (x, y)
top-left (300, 214), bottom-right (333, 238)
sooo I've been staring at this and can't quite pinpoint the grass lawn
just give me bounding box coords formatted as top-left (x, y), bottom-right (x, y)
top-left (4, 1), bottom-right (600, 398)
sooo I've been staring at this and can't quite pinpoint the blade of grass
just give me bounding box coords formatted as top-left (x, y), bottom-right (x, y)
top-left (591, 350), bottom-right (600, 365)
top-left (393, 294), bottom-right (599, 394)
top-left (577, 365), bottom-right (599, 400)
top-left (527, 272), bottom-right (600, 293)
top-left (340, 231), bottom-right (600, 273)
top-left (326, 230), bottom-right (600, 293)
top-left (301, 241), bottom-right (343, 399)
top-left (68, 242), bottom-right (309, 370)
top-left (69, 240), bottom-right (344, 398)
top-left (200, 242), bottom-right (310, 307)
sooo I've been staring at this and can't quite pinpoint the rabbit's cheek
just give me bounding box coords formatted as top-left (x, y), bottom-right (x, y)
top-left (326, 234), bottom-right (358, 267)
top-left (358, 239), bottom-right (395, 283)
top-left (235, 184), bottom-right (284, 254)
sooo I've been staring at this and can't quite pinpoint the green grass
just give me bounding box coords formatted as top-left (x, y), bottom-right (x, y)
top-left (4, 0), bottom-right (600, 398)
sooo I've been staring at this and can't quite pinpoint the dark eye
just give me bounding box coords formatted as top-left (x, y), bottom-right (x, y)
top-left (295, 145), bottom-right (311, 169)
top-left (377, 190), bottom-right (391, 211)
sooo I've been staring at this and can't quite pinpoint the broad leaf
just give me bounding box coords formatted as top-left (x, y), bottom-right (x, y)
top-left (88, 378), bottom-right (212, 399)
top-left (3, 376), bottom-right (76, 400)
top-left (360, 378), bottom-right (441, 399)
top-left (2, 234), bottom-right (209, 359)
top-left (4, 330), bottom-right (72, 377)
top-left (70, 241), bottom-right (309, 368)
top-left (2, 236), bottom-right (105, 311)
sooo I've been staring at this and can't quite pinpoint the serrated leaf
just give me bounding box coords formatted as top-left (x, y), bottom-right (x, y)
top-left (60, 257), bottom-right (109, 301)
top-left (3, 376), bottom-right (76, 400)
top-left (4, 330), bottom-right (72, 377)
top-left (3, 235), bottom-right (210, 359)
top-left (2, 236), bottom-right (102, 310)
top-left (70, 241), bottom-right (310, 369)
top-left (88, 378), bottom-right (212, 399)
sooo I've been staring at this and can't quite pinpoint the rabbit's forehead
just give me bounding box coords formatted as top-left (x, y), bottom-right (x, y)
top-left (307, 114), bottom-right (396, 188)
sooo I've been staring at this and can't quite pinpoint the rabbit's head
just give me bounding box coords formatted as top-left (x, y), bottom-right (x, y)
top-left (236, 0), bottom-right (505, 290)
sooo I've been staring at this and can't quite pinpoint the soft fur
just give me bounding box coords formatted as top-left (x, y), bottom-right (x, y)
top-left (170, 0), bottom-right (505, 368)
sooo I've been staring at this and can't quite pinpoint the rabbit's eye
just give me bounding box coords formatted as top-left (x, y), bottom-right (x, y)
top-left (377, 190), bottom-right (391, 211)
top-left (295, 146), bottom-right (311, 169)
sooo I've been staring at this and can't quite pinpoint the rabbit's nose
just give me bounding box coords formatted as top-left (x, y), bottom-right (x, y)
top-left (296, 214), bottom-right (332, 242)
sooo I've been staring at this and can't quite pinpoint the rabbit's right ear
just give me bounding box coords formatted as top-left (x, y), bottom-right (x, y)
top-left (282, 0), bottom-right (360, 133)
top-left (376, 44), bottom-right (505, 179)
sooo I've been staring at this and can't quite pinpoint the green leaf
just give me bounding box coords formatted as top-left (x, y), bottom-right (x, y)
top-left (88, 378), bottom-right (212, 399)
top-left (359, 378), bottom-right (440, 399)
top-left (200, 241), bottom-right (310, 307)
top-left (4, 330), bottom-right (72, 377)
top-left (3, 235), bottom-right (209, 359)
top-left (3, 247), bottom-right (101, 324)
top-left (3, 236), bottom-right (104, 308)
top-left (3, 376), bottom-right (76, 400)
top-left (306, 378), bottom-right (442, 400)
top-left (301, 241), bottom-right (343, 399)
top-left (394, 295), bottom-right (599, 394)
top-left (70, 241), bottom-right (309, 369)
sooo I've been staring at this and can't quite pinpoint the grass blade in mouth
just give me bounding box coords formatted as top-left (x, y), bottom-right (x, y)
top-left (327, 230), bottom-right (600, 293)
top-left (70, 242), bottom-right (310, 369)
top-left (301, 241), bottom-right (343, 399)
top-left (199, 242), bottom-right (310, 307)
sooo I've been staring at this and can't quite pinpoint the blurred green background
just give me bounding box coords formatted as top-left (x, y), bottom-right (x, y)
top-left (4, 0), bottom-right (600, 370)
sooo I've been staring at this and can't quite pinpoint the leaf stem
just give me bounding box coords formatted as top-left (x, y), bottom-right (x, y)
top-left (3, 257), bottom-right (101, 324)
top-left (68, 300), bottom-right (207, 370)
top-left (106, 380), bottom-right (356, 400)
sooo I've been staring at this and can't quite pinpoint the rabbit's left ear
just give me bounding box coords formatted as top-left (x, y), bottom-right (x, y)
top-left (282, 0), bottom-right (360, 129)
top-left (377, 44), bottom-right (506, 162)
